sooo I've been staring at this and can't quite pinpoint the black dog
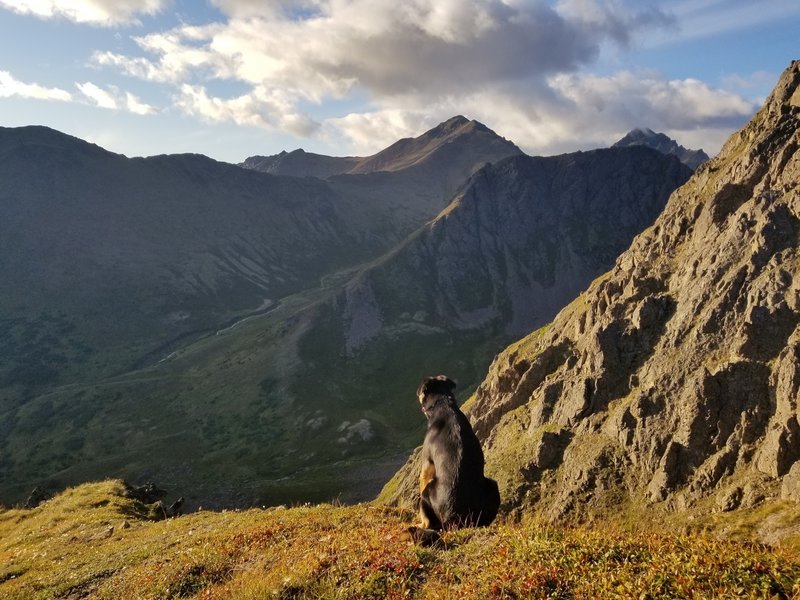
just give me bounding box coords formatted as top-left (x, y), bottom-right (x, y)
top-left (415, 375), bottom-right (500, 532)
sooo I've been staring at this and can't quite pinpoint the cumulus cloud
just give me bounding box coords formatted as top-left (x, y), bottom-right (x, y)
top-left (175, 84), bottom-right (317, 135)
top-left (546, 71), bottom-right (756, 146)
top-left (85, 0), bottom-right (756, 155)
top-left (327, 70), bottom-right (757, 156)
top-left (76, 81), bottom-right (157, 114)
top-left (0, 0), bottom-right (168, 26)
top-left (104, 0), bottom-right (649, 96)
top-left (0, 70), bottom-right (72, 101)
top-left (89, 0), bottom-right (670, 135)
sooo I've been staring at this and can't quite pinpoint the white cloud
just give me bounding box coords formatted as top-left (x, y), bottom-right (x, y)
top-left (76, 81), bottom-right (157, 114)
top-left (326, 70), bottom-right (757, 157)
top-left (0, 70), bottom-right (155, 116)
top-left (90, 0), bottom-right (671, 139)
top-left (175, 84), bottom-right (317, 136)
top-left (124, 91), bottom-right (158, 115)
top-left (548, 71), bottom-right (756, 132)
top-left (0, 0), bottom-right (169, 26)
top-left (85, 0), bottom-right (757, 156)
top-left (324, 111), bottom-right (429, 154)
top-left (76, 81), bottom-right (118, 109)
top-left (0, 70), bottom-right (72, 101)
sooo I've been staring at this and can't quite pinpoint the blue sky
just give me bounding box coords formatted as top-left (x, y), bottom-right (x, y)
top-left (0, 0), bottom-right (797, 163)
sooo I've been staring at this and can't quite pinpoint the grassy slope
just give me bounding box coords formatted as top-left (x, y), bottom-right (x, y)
top-left (1, 481), bottom-right (799, 599)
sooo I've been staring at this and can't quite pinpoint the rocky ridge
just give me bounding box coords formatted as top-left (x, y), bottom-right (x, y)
top-left (614, 128), bottom-right (710, 170)
top-left (380, 61), bottom-right (800, 531)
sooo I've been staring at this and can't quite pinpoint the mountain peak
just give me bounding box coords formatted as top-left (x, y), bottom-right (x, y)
top-left (348, 116), bottom-right (519, 174)
top-left (441, 114), bottom-right (470, 128)
top-left (613, 127), bottom-right (710, 170)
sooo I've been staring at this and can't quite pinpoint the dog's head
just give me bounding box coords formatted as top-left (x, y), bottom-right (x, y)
top-left (417, 375), bottom-right (457, 417)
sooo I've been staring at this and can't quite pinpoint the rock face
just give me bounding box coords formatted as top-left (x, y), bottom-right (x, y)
top-left (336, 146), bottom-right (692, 352)
top-left (381, 62), bottom-right (800, 522)
top-left (614, 128), bottom-right (710, 170)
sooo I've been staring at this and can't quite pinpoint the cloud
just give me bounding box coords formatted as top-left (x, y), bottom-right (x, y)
top-left (327, 70), bottom-right (757, 156)
top-left (76, 81), bottom-right (118, 109)
top-left (87, 0), bottom-right (756, 156)
top-left (0, 70), bottom-right (72, 101)
top-left (90, 0), bottom-right (671, 137)
top-left (76, 81), bottom-right (157, 114)
top-left (175, 84), bottom-right (317, 136)
top-left (107, 0), bottom-right (666, 97)
top-left (0, 0), bottom-right (169, 26)
top-left (0, 70), bottom-right (155, 115)
top-left (548, 71), bottom-right (756, 132)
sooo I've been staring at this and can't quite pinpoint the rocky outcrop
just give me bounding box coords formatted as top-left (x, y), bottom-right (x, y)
top-left (614, 128), bottom-right (710, 170)
top-left (381, 61), bottom-right (800, 522)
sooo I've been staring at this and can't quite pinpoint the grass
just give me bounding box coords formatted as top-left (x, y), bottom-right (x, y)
top-left (1, 480), bottom-right (799, 599)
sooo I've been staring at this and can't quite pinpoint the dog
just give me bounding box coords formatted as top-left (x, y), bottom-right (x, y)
top-left (415, 375), bottom-right (500, 533)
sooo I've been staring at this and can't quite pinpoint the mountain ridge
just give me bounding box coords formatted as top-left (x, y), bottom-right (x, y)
top-left (240, 115), bottom-right (521, 179)
top-left (613, 127), bottom-right (710, 169)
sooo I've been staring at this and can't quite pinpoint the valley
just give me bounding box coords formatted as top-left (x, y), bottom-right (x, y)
top-left (0, 115), bottom-right (692, 509)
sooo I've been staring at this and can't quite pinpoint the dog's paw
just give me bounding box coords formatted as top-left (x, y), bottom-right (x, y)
top-left (405, 526), bottom-right (442, 547)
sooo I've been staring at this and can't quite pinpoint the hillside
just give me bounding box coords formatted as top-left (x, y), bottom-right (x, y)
top-left (332, 146), bottom-right (692, 345)
top-left (382, 61), bottom-right (800, 531)
top-left (0, 118), bottom-right (520, 507)
top-left (1, 480), bottom-right (798, 599)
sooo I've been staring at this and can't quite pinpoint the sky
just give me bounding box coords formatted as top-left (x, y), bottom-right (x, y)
top-left (0, 0), bottom-right (798, 163)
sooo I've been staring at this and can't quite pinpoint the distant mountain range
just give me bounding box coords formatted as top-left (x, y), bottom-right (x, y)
top-left (0, 117), bottom-right (695, 507)
top-left (614, 127), bottom-right (710, 169)
top-left (241, 115), bottom-right (521, 177)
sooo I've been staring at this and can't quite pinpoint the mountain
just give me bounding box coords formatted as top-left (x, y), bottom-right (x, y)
top-left (0, 119), bottom-right (690, 509)
top-left (0, 118), bottom-right (516, 390)
top-left (242, 116), bottom-right (523, 252)
top-left (0, 126), bottom-right (367, 385)
top-left (327, 146), bottom-right (692, 350)
top-left (382, 61), bottom-right (800, 537)
top-left (242, 115), bottom-right (521, 179)
top-left (614, 128), bottom-right (710, 169)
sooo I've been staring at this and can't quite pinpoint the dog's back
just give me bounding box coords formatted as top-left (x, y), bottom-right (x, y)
top-left (418, 376), bottom-right (500, 529)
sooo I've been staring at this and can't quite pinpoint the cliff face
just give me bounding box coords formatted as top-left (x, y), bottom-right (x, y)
top-left (337, 147), bottom-right (691, 353)
top-left (380, 62), bottom-right (800, 525)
